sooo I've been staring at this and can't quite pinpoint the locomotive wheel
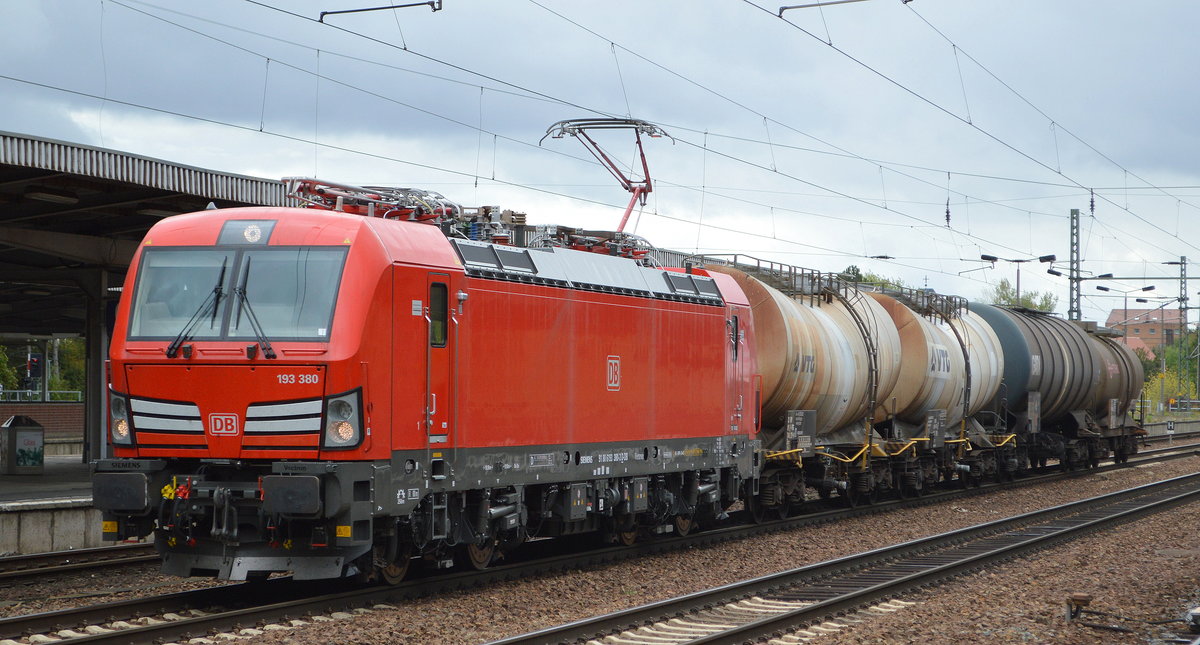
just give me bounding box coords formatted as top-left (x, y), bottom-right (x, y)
top-left (674, 514), bottom-right (695, 536)
top-left (464, 541), bottom-right (497, 570)
top-left (380, 547), bottom-right (412, 585)
top-left (617, 529), bottom-right (639, 546)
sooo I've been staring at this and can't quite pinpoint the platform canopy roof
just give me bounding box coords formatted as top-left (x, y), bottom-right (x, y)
top-left (0, 132), bottom-right (288, 335)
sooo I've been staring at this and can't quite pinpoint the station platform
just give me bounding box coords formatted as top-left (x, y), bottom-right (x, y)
top-left (0, 455), bottom-right (109, 556)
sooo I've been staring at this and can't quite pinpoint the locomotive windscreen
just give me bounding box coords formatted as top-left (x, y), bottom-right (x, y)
top-left (128, 246), bottom-right (348, 341)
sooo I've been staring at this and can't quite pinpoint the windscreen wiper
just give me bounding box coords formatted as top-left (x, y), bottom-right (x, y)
top-left (166, 259), bottom-right (227, 358)
top-left (233, 258), bottom-right (277, 359)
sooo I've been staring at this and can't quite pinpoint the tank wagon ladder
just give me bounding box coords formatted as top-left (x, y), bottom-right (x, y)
top-left (824, 280), bottom-right (881, 462)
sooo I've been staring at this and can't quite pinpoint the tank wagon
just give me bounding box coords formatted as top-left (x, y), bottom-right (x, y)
top-left (92, 178), bottom-right (1143, 582)
top-left (710, 265), bottom-right (1143, 514)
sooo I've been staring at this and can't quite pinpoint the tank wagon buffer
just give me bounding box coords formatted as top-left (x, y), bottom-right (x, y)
top-left (707, 263), bottom-right (1144, 512)
top-left (91, 178), bottom-right (758, 582)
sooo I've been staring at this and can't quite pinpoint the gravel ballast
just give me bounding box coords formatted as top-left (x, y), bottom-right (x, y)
top-left (228, 456), bottom-right (1200, 645)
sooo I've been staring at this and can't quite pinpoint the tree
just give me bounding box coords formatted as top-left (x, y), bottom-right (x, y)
top-left (1133, 346), bottom-right (1158, 382)
top-left (1141, 367), bottom-right (1196, 412)
top-left (0, 348), bottom-right (17, 391)
top-left (48, 338), bottom-right (87, 397)
top-left (839, 265), bottom-right (907, 290)
top-left (983, 278), bottom-right (1057, 312)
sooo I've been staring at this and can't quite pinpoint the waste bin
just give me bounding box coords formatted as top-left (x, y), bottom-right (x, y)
top-left (1, 415), bottom-right (44, 475)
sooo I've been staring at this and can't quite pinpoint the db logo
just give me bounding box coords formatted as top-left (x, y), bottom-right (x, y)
top-left (606, 355), bottom-right (621, 392)
top-left (208, 413), bottom-right (240, 436)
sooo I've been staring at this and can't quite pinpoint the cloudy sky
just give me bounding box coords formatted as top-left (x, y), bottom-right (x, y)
top-left (3, 0), bottom-right (1199, 321)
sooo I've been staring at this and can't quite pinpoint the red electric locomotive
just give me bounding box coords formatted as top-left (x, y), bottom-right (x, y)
top-left (93, 179), bottom-right (760, 581)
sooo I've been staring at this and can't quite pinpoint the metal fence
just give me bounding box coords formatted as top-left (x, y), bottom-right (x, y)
top-left (1143, 419), bottom-right (1200, 436)
top-left (0, 390), bottom-right (83, 402)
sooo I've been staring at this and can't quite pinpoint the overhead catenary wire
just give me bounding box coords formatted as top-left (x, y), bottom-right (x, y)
top-left (118, 0), bottom-right (1051, 264)
top-left (740, 0), bottom-right (1200, 258)
top-left (521, 0), bottom-right (1193, 271)
top-left (0, 67), bottom-right (1005, 290)
top-left (121, 0), bottom-right (1003, 249)
top-left (122, 0), bottom-right (1193, 271)
top-left (905, 3), bottom-right (1200, 218)
top-left (27, 0), bottom-right (1190, 313)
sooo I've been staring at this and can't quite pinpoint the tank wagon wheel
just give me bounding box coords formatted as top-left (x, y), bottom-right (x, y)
top-left (773, 504), bottom-right (791, 520)
top-left (844, 474), bottom-right (876, 507)
top-left (674, 514), bottom-right (695, 536)
top-left (743, 482), bottom-right (771, 524)
top-left (844, 486), bottom-right (876, 507)
top-left (748, 496), bottom-right (772, 523)
top-left (617, 529), bottom-right (639, 546)
top-left (464, 540), bottom-right (498, 570)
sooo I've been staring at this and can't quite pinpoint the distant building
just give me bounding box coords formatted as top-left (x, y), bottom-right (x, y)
top-left (1105, 307), bottom-right (1183, 356)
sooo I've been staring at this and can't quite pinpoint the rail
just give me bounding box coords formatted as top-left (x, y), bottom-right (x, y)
top-left (5, 447), bottom-right (1196, 644)
top-left (0, 543), bottom-right (156, 583)
top-left (492, 470), bottom-right (1200, 645)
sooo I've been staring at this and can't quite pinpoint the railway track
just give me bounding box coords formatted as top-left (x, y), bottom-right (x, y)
top-left (1, 447), bottom-right (1195, 644)
top-left (0, 433), bottom-right (1189, 587)
top-left (0, 544), bottom-right (157, 584)
top-left (492, 471), bottom-right (1200, 645)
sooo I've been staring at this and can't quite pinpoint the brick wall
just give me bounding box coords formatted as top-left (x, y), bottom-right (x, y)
top-left (0, 403), bottom-right (85, 440)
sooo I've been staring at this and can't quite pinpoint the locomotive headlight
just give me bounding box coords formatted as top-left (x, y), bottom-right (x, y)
top-left (328, 399), bottom-right (353, 421)
top-left (110, 391), bottom-right (134, 446)
top-left (331, 420), bottom-right (355, 442)
top-left (323, 390), bottom-right (362, 450)
top-left (112, 419), bottom-right (130, 441)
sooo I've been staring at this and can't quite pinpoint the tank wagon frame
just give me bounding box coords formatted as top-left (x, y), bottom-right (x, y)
top-left (91, 177), bottom-right (1144, 582)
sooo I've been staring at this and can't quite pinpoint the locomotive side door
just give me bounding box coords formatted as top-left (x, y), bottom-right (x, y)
top-left (729, 309), bottom-right (744, 434)
top-left (425, 273), bottom-right (454, 453)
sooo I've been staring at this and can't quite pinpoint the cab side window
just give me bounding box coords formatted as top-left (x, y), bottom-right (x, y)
top-left (430, 283), bottom-right (448, 347)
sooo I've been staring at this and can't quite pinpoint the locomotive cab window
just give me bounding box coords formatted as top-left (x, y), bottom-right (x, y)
top-left (128, 246), bottom-right (347, 341)
top-left (128, 249), bottom-right (236, 339)
top-left (228, 248), bottom-right (346, 341)
top-left (430, 283), bottom-right (448, 347)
